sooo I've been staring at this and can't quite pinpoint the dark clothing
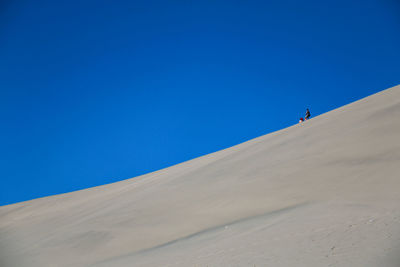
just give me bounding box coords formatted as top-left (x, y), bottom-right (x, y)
top-left (305, 109), bottom-right (310, 119)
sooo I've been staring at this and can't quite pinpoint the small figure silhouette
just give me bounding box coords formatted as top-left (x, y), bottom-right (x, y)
top-left (305, 108), bottom-right (311, 120)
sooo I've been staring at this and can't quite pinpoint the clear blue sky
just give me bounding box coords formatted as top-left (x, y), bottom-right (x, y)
top-left (1, 0), bottom-right (399, 205)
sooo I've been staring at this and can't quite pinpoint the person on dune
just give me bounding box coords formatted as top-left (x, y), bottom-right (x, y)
top-left (305, 108), bottom-right (311, 120)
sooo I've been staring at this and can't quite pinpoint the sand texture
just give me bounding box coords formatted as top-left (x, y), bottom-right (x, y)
top-left (1, 85), bottom-right (400, 267)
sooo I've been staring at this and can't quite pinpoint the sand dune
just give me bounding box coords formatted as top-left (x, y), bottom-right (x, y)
top-left (1, 85), bottom-right (400, 267)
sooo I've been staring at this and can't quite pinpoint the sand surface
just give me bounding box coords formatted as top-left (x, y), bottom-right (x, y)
top-left (1, 85), bottom-right (400, 267)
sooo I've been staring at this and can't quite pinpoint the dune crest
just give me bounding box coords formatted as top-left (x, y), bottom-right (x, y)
top-left (1, 85), bottom-right (400, 267)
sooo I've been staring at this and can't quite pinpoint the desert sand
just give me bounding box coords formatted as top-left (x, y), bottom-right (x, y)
top-left (1, 85), bottom-right (400, 267)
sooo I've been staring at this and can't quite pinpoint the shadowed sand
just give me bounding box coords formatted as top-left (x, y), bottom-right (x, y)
top-left (1, 85), bottom-right (400, 267)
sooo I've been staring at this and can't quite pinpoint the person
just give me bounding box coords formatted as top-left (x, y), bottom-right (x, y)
top-left (299, 117), bottom-right (304, 123)
top-left (305, 108), bottom-right (310, 120)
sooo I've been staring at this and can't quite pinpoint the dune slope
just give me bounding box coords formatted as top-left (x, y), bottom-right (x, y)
top-left (1, 85), bottom-right (400, 267)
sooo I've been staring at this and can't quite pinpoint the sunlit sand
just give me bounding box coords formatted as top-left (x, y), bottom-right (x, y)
top-left (1, 85), bottom-right (399, 267)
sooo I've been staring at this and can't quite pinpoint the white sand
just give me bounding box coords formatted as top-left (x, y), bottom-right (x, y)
top-left (1, 85), bottom-right (400, 267)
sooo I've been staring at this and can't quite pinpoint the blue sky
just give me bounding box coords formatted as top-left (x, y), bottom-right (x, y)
top-left (1, 0), bottom-right (399, 205)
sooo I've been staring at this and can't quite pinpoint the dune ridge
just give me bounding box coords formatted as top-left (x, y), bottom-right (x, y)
top-left (1, 85), bottom-right (400, 267)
